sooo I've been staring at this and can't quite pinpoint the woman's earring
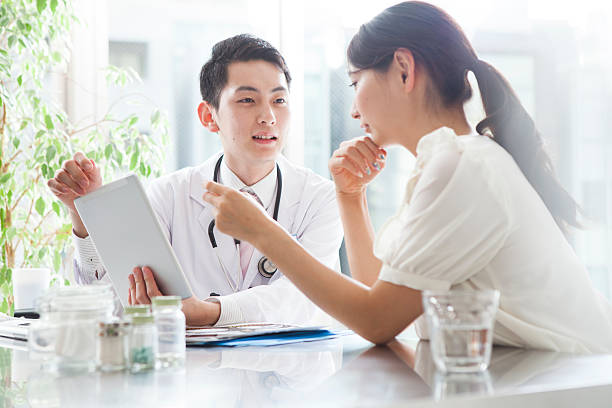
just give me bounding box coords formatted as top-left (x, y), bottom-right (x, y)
top-left (402, 73), bottom-right (407, 83)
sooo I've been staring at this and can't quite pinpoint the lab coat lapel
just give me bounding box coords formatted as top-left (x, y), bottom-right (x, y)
top-left (274, 155), bottom-right (302, 232)
top-left (191, 152), bottom-right (241, 290)
top-left (242, 246), bottom-right (262, 289)
top-left (216, 228), bottom-right (242, 289)
top-left (241, 155), bottom-right (303, 289)
top-left (195, 198), bottom-right (241, 291)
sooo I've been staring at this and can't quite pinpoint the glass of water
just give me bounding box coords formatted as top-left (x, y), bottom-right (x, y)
top-left (422, 290), bottom-right (500, 373)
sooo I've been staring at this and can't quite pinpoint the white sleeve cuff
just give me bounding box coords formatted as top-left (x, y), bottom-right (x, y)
top-left (378, 263), bottom-right (451, 292)
top-left (72, 232), bottom-right (106, 282)
top-left (206, 295), bottom-right (245, 326)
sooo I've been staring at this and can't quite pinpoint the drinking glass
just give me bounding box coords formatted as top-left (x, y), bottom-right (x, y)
top-left (422, 290), bottom-right (500, 373)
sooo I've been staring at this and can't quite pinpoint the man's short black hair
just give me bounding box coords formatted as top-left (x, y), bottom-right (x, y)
top-left (199, 34), bottom-right (292, 109)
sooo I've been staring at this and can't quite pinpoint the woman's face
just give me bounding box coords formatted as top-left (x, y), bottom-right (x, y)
top-left (348, 65), bottom-right (411, 147)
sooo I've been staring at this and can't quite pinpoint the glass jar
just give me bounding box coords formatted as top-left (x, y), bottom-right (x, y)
top-left (28, 284), bottom-right (115, 373)
top-left (97, 319), bottom-right (130, 372)
top-left (129, 314), bottom-right (157, 373)
top-left (151, 296), bottom-right (185, 368)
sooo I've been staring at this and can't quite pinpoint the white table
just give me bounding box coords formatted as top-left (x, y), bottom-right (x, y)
top-left (1, 334), bottom-right (612, 407)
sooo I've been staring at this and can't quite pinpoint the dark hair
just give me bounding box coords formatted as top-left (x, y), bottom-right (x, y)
top-left (347, 1), bottom-right (580, 232)
top-left (199, 34), bottom-right (292, 110)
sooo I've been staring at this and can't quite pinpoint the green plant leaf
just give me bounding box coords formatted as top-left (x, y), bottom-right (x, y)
top-left (7, 35), bottom-right (16, 48)
top-left (35, 197), bottom-right (45, 216)
top-left (151, 109), bottom-right (161, 126)
top-left (17, 75), bottom-right (22, 86)
top-left (35, 130), bottom-right (46, 139)
top-left (0, 174), bottom-right (11, 184)
top-left (41, 163), bottom-right (49, 178)
top-left (1, 282), bottom-right (10, 297)
top-left (52, 51), bottom-right (61, 62)
top-left (53, 250), bottom-right (61, 272)
top-left (38, 247), bottom-right (48, 259)
top-left (46, 145), bottom-right (56, 162)
top-left (37, 0), bottom-right (47, 14)
top-left (19, 120), bottom-right (28, 131)
top-left (129, 152), bottom-right (138, 170)
top-left (50, 0), bottom-right (58, 13)
top-left (44, 114), bottom-right (54, 130)
top-left (128, 116), bottom-right (138, 127)
top-left (139, 161), bottom-right (146, 176)
top-left (115, 150), bottom-right (123, 166)
top-left (12, 137), bottom-right (20, 149)
top-left (52, 201), bottom-right (61, 217)
top-left (104, 143), bottom-right (113, 160)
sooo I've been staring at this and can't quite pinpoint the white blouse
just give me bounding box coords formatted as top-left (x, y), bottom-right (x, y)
top-left (374, 127), bottom-right (612, 353)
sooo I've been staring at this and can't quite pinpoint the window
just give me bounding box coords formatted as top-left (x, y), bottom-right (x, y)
top-left (104, 0), bottom-right (612, 298)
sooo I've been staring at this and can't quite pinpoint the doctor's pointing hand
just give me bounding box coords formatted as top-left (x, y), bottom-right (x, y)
top-left (203, 182), bottom-right (273, 245)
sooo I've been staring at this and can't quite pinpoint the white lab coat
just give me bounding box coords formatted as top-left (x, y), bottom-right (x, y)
top-left (74, 152), bottom-right (343, 326)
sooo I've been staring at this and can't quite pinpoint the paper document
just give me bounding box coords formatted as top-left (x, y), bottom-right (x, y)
top-left (186, 323), bottom-right (350, 347)
top-left (0, 314), bottom-right (34, 341)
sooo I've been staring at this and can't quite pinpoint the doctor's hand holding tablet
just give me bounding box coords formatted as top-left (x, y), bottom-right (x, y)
top-left (47, 152), bottom-right (101, 237)
top-left (47, 152), bottom-right (206, 313)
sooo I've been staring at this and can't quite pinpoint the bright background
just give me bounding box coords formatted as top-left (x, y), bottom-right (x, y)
top-left (68, 0), bottom-right (612, 299)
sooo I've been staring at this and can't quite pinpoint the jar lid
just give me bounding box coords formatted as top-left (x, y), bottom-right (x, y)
top-left (36, 284), bottom-right (115, 314)
top-left (124, 304), bottom-right (151, 314)
top-left (151, 296), bottom-right (182, 307)
top-left (132, 315), bottom-right (155, 325)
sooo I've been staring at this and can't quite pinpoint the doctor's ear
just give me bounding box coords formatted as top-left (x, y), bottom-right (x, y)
top-left (197, 101), bottom-right (220, 133)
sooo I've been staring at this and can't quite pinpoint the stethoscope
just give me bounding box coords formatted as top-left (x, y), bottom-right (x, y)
top-left (208, 155), bottom-right (282, 292)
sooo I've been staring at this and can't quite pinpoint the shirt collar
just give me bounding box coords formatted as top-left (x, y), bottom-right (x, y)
top-left (219, 159), bottom-right (278, 210)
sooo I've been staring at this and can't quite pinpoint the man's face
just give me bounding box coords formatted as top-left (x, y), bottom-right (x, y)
top-left (209, 60), bottom-right (290, 166)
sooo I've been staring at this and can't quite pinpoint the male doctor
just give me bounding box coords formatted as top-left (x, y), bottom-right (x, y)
top-left (47, 34), bottom-right (343, 326)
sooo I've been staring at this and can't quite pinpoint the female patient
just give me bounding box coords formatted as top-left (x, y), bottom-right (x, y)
top-left (203, 1), bottom-right (612, 353)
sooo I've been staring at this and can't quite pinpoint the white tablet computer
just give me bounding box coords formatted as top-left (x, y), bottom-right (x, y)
top-left (74, 174), bottom-right (193, 305)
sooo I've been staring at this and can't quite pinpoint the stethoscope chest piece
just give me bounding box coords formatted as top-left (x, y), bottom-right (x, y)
top-left (257, 257), bottom-right (277, 279)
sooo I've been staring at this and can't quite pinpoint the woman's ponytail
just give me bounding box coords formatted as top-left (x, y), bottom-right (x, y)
top-left (472, 60), bottom-right (581, 232)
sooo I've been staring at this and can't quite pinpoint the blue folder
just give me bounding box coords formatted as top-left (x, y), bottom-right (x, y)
top-left (188, 328), bottom-right (345, 347)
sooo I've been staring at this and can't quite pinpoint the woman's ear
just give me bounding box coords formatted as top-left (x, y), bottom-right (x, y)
top-left (393, 48), bottom-right (416, 92)
top-left (197, 101), bottom-right (220, 133)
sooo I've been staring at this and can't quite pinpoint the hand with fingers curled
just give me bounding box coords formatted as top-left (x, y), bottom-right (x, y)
top-left (328, 136), bottom-right (387, 197)
top-left (127, 266), bottom-right (222, 325)
top-left (201, 181), bottom-right (272, 246)
top-left (128, 266), bottom-right (163, 305)
top-left (46, 152), bottom-right (102, 214)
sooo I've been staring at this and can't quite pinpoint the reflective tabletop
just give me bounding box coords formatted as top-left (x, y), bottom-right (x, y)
top-left (2, 334), bottom-right (612, 407)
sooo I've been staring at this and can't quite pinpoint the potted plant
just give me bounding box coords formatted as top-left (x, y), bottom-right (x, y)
top-left (0, 0), bottom-right (169, 315)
